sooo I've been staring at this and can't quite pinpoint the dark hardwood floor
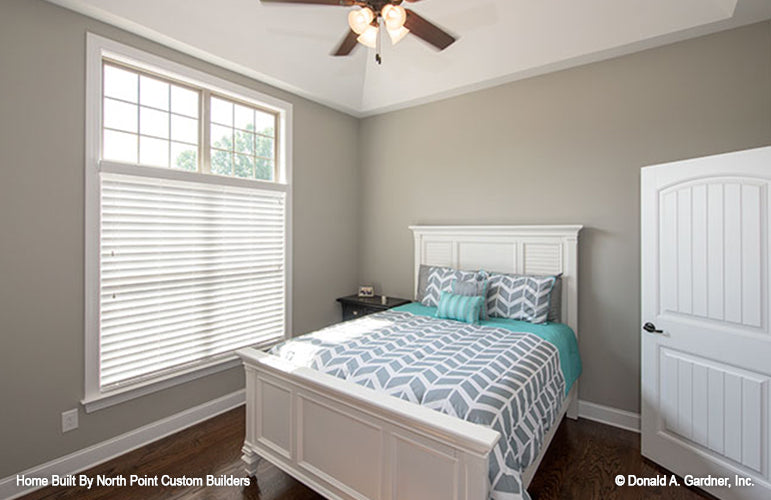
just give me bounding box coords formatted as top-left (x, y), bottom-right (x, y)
top-left (528, 418), bottom-right (715, 500)
top-left (20, 408), bottom-right (712, 500)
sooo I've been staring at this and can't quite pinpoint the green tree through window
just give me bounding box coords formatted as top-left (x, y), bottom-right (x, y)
top-left (210, 122), bottom-right (274, 180)
top-left (174, 150), bottom-right (196, 172)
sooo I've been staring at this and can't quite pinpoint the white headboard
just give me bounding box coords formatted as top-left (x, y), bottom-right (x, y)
top-left (410, 225), bottom-right (582, 335)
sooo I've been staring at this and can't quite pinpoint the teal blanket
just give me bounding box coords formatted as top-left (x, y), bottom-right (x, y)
top-left (393, 302), bottom-right (581, 394)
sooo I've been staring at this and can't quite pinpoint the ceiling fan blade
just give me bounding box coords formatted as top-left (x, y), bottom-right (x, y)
top-left (260, 0), bottom-right (357, 6)
top-left (404, 9), bottom-right (456, 51)
top-left (332, 30), bottom-right (359, 56)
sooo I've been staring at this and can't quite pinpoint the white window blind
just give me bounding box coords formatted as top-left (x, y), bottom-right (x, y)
top-left (99, 172), bottom-right (286, 389)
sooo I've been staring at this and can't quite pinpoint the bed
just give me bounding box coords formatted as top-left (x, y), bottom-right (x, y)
top-left (237, 225), bottom-right (582, 500)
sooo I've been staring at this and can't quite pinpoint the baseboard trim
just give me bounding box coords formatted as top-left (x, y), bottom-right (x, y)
top-left (578, 399), bottom-right (641, 433)
top-left (0, 390), bottom-right (245, 500)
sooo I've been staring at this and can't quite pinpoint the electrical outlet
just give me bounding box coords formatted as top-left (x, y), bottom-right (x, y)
top-left (62, 409), bottom-right (78, 433)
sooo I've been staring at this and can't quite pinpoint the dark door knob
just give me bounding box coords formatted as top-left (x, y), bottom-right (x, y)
top-left (643, 322), bottom-right (663, 334)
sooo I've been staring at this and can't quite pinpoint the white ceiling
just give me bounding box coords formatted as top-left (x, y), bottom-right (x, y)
top-left (48, 0), bottom-right (771, 117)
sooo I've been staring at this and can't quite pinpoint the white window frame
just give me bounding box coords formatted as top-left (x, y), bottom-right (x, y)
top-left (83, 33), bottom-right (293, 413)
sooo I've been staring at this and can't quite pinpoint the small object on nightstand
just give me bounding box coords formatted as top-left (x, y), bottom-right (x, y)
top-left (337, 294), bottom-right (410, 322)
top-left (358, 285), bottom-right (374, 297)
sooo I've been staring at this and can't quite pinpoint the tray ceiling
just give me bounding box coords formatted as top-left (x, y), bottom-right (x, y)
top-left (47, 0), bottom-right (771, 116)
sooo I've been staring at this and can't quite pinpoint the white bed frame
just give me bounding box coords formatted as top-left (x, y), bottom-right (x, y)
top-left (238, 225), bottom-right (582, 499)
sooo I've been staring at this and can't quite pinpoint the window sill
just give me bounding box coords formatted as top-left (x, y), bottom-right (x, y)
top-left (83, 336), bottom-right (285, 413)
top-left (82, 356), bottom-right (243, 414)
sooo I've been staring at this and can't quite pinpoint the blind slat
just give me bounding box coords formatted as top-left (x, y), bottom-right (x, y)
top-left (101, 263), bottom-right (282, 281)
top-left (102, 294), bottom-right (284, 332)
top-left (102, 255), bottom-right (284, 272)
top-left (101, 268), bottom-right (282, 291)
top-left (101, 274), bottom-right (283, 299)
top-left (102, 279), bottom-right (283, 313)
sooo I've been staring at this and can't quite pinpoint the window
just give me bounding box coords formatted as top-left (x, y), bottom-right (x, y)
top-left (84, 35), bottom-right (292, 411)
top-left (100, 62), bottom-right (279, 180)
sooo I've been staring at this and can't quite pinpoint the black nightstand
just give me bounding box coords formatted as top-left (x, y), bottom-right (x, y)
top-left (336, 295), bottom-right (411, 321)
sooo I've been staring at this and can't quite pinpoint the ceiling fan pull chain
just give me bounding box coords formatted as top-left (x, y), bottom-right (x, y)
top-left (376, 17), bottom-right (383, 65)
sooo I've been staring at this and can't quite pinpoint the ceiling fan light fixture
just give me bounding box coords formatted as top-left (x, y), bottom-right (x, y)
top-left (348, 7), bottom-right (374, 35)
top-left (387, 26), bottom-right (410, 45)
top-left (357, 24), bottom-right (379, 48)
top-left (381, 4), bottom-right (407, 31)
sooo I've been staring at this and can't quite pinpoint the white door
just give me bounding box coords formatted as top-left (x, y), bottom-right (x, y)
top-left (641, 146), bottom-right (771, 499)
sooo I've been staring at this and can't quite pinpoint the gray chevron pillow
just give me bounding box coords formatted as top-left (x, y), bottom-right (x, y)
top-left (548, 276), bottom-right (562, 323)
top-left (453, 276), bottom-right (490, 320)
top-left (487, 273), bottom-right (558, 324)
top-left (420, 266), bottom-right (479, 307)
top-left (416, 264), bottom-right (432, 302)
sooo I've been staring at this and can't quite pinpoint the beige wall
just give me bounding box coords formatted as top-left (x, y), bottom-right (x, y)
top-left (358, 21), bottom-right (771, 414)
top-left (0, 0), bottom-right (359, 477)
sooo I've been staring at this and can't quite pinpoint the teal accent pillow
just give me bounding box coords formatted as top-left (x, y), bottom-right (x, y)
top-left (436, 291), bottom-right (484, 325)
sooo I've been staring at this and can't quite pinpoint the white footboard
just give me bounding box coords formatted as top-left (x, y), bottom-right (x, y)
top-left (238, 347), bottom-right (500, 500)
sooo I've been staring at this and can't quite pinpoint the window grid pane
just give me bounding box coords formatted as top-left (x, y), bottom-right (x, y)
top-left (210, 97), bottom-right (233, 127)
top-left (210, 148), bottom-right (233, 176)
top-left (255, 110), bottom-right (275, 137)
top-left (171, 142), bottom-right (197, 171)
top-left (171, 86), bottom-right (199, 118)
top-left (139, 107), bottom-right (170, 140)
top-left (171, 114), bottom-right (198, 145)
top-left (103, 129), bottom-right (138, 164)
top-left (140, 75), bottom-right (170, 111)
top-left (103, 98), bottom-right (138, 133)
top-left (103, 65), bottom-right (138, 103)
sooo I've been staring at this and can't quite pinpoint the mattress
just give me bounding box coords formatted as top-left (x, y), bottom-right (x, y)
top-left (270, 307), bottom-right (581, 500)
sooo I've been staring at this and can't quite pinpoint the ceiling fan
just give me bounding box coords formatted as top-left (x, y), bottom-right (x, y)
top-left (260, 0), bottom-right (456, 64)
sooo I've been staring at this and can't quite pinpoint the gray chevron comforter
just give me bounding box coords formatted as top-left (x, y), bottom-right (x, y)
top-left (270, 309), bottom-right (567, 500)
